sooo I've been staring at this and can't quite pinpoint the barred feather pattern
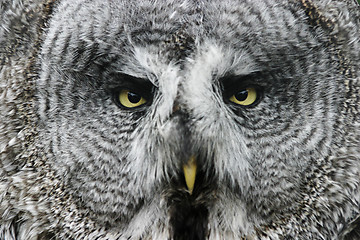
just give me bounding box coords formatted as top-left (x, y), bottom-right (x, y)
top-left (0, 0), bottom-right (359, 239)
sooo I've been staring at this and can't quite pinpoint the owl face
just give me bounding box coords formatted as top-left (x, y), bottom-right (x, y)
top-left (35, 0), bottom-right (354, 238)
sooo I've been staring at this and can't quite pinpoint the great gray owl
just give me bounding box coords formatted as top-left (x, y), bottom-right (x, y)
top-left (0, 0), bottom-right (359, 239)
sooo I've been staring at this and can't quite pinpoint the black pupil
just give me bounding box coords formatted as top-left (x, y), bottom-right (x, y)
top-left (235, 89), bottom-right (248, 102)
top-left (128, 92), bottom-right (141, 103)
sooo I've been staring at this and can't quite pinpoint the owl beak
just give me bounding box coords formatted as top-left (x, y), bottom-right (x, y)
top-left (183, 156), bottom-right (197, 195)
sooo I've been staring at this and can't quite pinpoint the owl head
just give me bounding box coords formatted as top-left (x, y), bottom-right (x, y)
top-left (1, 0), bottom-right (359, 239)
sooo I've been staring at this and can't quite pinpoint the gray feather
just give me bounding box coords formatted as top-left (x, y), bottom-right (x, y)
top-left (0, 0), bottom-right (359, 239)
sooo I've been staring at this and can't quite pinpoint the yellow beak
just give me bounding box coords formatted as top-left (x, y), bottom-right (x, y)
top-left (183, 156), bottom-right (197, 195)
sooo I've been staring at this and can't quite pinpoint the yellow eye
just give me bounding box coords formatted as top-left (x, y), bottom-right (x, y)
top-left (118, 89), bottom-right (147, 108)
top-left (229, 87), bottom-right (257, 106)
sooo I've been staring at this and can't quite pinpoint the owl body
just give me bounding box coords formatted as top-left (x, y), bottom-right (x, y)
top-left (0, 0), bottom-right (359, 239)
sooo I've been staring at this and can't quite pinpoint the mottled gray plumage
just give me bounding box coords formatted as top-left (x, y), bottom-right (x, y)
top-left (0, 0), bottom-right (359, 239)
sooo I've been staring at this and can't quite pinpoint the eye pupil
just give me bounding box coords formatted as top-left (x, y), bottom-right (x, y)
top-left (235, 90), bottom-right (248, 102)
top-left (128, 92), bottom-right (141, 103)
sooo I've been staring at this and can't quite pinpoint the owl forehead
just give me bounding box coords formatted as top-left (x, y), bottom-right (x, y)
top-left (47, 0), bottom-right (318, 95)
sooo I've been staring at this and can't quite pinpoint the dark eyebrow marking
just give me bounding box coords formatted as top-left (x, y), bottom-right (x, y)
top-left (105, 73), bottom-right (156, 100)
top-left (105, 73), bottom-right (153, 88)
top-left (219, 72), bottom-right (264, 91)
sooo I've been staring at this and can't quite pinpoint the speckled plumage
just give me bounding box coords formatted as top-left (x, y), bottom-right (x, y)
top-left (0, 0), bottom-right (359, 239)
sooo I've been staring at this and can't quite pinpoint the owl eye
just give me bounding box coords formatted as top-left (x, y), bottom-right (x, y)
top-left (118, 89), bottom-right (147, 108)
top-left (229, 87), bottom-right (258, 106)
